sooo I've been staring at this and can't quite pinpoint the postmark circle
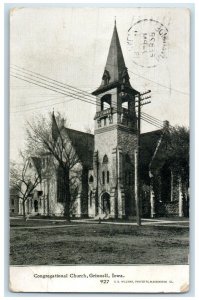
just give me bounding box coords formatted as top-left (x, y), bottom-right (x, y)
top-left (127, 19), bottom-right (168, 68)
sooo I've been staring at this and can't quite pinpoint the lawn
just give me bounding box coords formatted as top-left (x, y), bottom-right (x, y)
top-left (10, 219), bottom-right (189, 265)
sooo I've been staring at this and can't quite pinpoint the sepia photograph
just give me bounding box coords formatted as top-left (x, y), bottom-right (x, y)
top-left (9, 7), bottom-right (190, 293)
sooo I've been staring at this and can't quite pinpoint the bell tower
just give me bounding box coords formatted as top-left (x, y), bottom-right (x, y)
top-left (91, 21), bottom-right (139, 218)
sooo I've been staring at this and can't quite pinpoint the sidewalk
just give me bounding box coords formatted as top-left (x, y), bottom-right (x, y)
top-left (71, 218), bottom-right (189, 228)
top-left (10, 216), bottom-right (189, 228)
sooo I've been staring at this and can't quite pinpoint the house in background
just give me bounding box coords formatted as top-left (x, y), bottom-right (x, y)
top-left (18, 156), bottom-right (43, 216)
top-left (10, 186), bottom-right (19, 215)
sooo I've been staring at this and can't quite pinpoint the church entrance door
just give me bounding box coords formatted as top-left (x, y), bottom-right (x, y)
top-left (34, 200), bottom-right (38, 212)
top-left (102, 192), bottom-right (110, 215)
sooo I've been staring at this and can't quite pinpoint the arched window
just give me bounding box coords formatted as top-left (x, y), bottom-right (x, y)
top-left (102, 171), bottom-right (105, 185)
top-left (101, 94), bottom-right (112, 111)
top-left (107, 171), bottom-right (109, 183)
top-left (89, 175), bottom-right (94, 183)
top-left (103, 155), bottom-right (108, 164)
top-left (102, 69), bottom-right (110, 85)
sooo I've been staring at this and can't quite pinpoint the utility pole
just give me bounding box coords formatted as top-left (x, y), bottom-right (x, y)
top-left (134, 90), bottom-right (151, 226)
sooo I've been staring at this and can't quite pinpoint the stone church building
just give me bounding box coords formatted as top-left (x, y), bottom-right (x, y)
top-left (18, 22), bottom-right (189, 219)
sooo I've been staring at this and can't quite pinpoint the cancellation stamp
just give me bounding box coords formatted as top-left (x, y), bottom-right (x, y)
top-left (127, 18), bottom-right (168, 68)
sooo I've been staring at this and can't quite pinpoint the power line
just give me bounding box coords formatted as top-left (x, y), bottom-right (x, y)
top-left (11, 85), bottom-right (94, 108)
top-left (10, 65), bottom-right (179, 125)
top-left (11, 73), bottom-right (100, 108)
top-left (142, 112), bottom-right (175, 129)
top-left (10, 70), bottom-right (98, 106)
top-left (11, 95), bottom-right (67, 109)
top-left (11, 72), bottom-right (166, 127)
top-left (11, 98), bottom-right (75, 114)
top-left (141, 113), bottom-right (163, 127)
top-left (11, 65), bottom-right (98, 102)
top-left (11, 66), bottom-right (168, 128)
top-left (105, 62), bottom-right (189, 96)
top-left (141, 116), bottom-right (162, 129)
top-left (128, 70), bottom-right (189, 96)
top-left (142, 112), bottom-right (163, 125)
top-left (141, 115), bottom-right (162, 128)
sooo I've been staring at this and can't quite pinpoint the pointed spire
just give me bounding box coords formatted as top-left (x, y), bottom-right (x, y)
top-left (92, 20), bottom-right (137, 96)
top-left (52, 110), bottom-right (60, 142)
top-left (102, 20), bottom-right (126, 85)
top-left (92, 20), bottom-right (131, 96)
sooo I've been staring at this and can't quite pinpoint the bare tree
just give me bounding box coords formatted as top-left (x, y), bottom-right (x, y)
top-left (25, 112), bottom-right (80, 221)
top-left (10, 159), bottom-right (40, 219)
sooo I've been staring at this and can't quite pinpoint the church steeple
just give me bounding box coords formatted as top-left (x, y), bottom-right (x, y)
top-left (91, 21), bottom-right (139, 219)
top-left (103, 20), bottom-right (126, 83)
top-left (93, 21), bottom-right (135, 95)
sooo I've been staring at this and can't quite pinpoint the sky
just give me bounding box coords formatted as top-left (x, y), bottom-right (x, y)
top-left (10, 7), bottom-right (190, 162)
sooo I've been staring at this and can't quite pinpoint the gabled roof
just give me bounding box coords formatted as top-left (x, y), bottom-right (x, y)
top-left (140, 130), bottom-right (163, 166)
top-left (61, 128), bottom-right (94, 169)
top-left (31, 157), bottom-right (42, 177)
top-left (60, 127), bottom-right (164, 174)
top-left (140, 130), bottom-right (163, 181)
top-left (52, 110), bottom-right (60, 142)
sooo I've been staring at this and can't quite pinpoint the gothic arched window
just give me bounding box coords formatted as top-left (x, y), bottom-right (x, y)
top-left (102, 171), bottom-right (105, 185)
top-left (103, 155), bottom-right (108, 164)
top-left (89, 175), bottom-right (94, 183)
top-left (107, 171), bottom-right (110, 183)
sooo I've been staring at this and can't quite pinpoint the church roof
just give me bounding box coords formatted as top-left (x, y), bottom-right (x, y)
top-left (31, 157), bottom-right (42, 177)
top-left (140, 129), bottom-right (163, 181)
top-left (52, 110), bottom-right (60, 142)
top-left (61, 128), bottom-right (94, 169)
top-left (92, 21), bottom-right (138, 95)
top-left (61, 127), bottom-right (163, 174)
top-left (61, 127), bottom-right (163, 173)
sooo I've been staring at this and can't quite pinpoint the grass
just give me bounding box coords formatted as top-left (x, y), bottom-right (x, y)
top-left (10, 219), bottom-right (69, 227)
top-left (10, 220), bottom-right (189, 265)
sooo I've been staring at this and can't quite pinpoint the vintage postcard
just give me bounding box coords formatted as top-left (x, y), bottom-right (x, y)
top-left (9, 7), bottom-right (190, 293)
